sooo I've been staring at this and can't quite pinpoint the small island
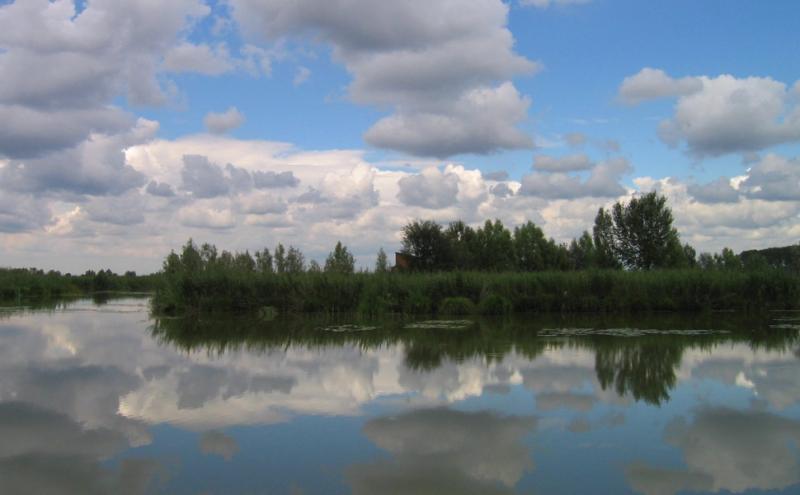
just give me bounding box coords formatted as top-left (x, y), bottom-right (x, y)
top-left (146, 192), bottom-right (800, 316)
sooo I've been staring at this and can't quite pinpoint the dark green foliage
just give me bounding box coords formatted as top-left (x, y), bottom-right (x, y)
top-left (741, 244), bottom-right (800, 273)
top-left (325, 241), bottom-right (355, 274)
top-left (610, 191), bottom-right (683, 270)
top-left (152, 246), bottom-right (800, 315)
top-left (474, 219), bottom-right (514, 271)
top-left (401, 219), bottom-right (452, 271)
top-left (375, 248), bottom-right (389, 273)
top-left (0, 267), bottom-right (159, 303)
top-left (478, 294), bottom-right (512, 315)
top-left (569, 231), bottom-right (596, 270)
top-left (593, 207), bottom-right (621, 269)
top-left (439, 297), bottom-right (475, 315)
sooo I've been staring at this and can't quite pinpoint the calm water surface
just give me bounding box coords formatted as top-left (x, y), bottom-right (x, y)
top-left (1, 298), bottom-right (800, 494)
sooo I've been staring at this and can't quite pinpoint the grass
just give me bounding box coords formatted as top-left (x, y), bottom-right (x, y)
top-left (152, 268), bottom-right (800, 316)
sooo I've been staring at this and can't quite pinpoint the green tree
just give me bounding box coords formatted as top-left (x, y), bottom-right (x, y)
top-left (445, 220), bottom-right (477, 270)
top-left (255, 248), bottom-right (273, 274)
top-left (610, 191), bottom-right (682, 270)
top-left (401, 220), bottom-right (451, 271)
top-left (593, 208), bottom-right (621, 269)
top-left (325, 241), bottom-right (355, 274)
top-left (474, 219), bottom-right (514, 271)
top-left (513, 221), bottom-right (549, 271)
top-left (285, 246), bottom-right (305, 274)
top-left (273, 244), bottom-right (287, 274)
top-left (568, 231), bottom-right (596, 270)
top-left (308, 260), bottom-right (322, 273)
top-left (375, 248), bottom-right (389, 273)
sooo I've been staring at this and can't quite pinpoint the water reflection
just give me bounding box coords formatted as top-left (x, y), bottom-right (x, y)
top-left (0, 300), bottom-right (798, 494)
top-left (346, 409), bottom-right (535, 494)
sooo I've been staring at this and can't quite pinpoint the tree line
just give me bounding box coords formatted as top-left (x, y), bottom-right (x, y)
top-left (163, 191), bottom-right (797, 278)
top-left (399, 191), bottom-right (783, 273)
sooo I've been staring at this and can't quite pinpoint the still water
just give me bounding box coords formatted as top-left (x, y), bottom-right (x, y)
top-left (1, 298), bottom-right (800, 494)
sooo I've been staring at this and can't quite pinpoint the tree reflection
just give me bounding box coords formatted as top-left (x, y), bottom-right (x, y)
top-left (152, 312), bottom-right (800, 406)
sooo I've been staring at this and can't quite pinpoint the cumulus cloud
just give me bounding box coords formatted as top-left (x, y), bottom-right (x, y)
top-left (484, 170), bottom-right (509, 181)
top-left (687, 177), bottom-right (740, 204)
top-left (520, 157), bottom-right (631, 199)
top-left (0, 192), bottom-right (52, 233)
top-left (203, 107), bottom-right (245, 134)
top-left (163, 43), bottom-right (235, 76)
top-left (177, 202), bottom-right (237, 230)
top-left (618, 68), bottom-right (703, 105)
top-left (145, 181), bottom-right (176, 197)
top-left (620, 69), bottom-right (800, 156)
top-left (228, 0), bottom-right (537, 157)
top-left (0, 119), bottom-right (156, 196)
top-left (533, 153), bottom-right (594, 172)
top-left (364, 82), bottom-right (533, 158)
top-left (0, 0), bottom-right (210, 158)
top-left (739, 153), bottom-right (800, 201)
top-left (253, 171), bottom-right (300, 189)
top-left (397, 167), bottom-right (460, 209)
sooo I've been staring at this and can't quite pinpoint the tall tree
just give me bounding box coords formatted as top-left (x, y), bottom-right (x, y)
top-left (325, 241), bottom-right (355, 274)
top-left (401, 219), bottom-right (451, 271)
top-left (593, 208), bottom-right (621, 269)
top-left (255, 248), bottom-right (273, 274)
top-left (568, 231), bottom-right (597, 270)
top-left (285, 246), bottom-right (305, 274)
top-left (445, 220), bottom-right (477, 270)
top-left (513, 221), bottom-right (549, 271)
top-left (375, 247), bottom-right (389, 273)
top-left (474, 219), bottom-right (514, 271)
top-left (273, 244), bottom-right (287, 274)
top-left (610, 191), bottom-right (682, 270)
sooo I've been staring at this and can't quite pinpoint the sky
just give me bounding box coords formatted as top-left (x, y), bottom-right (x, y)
top-left (1, 0), bottom-right (799, 273)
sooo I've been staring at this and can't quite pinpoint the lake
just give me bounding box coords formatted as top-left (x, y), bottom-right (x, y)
top-left (1, 298), bottom-right (799, 494)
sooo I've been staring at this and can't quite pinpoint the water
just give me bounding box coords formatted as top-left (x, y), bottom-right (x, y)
top-left (1, 298), bottom-right (800, 494)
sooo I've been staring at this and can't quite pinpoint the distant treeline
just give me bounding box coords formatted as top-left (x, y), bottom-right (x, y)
top-left (0, 268), bottom-right (160, 303)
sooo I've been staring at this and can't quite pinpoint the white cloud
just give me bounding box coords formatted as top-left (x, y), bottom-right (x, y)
top-left (618, 68), bottom-right (702, 105)
top-left (177, 202), bottom-right (237, 230)
top-left (620, 69), bottom-right (800, 157)
top-left (520, 157), bottom-right (631, 199)
top-left (397, 167), bottom-right (460, 209)
top-left (203, 107), bottom-right (245, 135)
top-left (163, 43), bottom-right (235, 76)
top-left (228, 0), bottom-right (537, 157)
top-left (533, 153), bottom-right (594, 172)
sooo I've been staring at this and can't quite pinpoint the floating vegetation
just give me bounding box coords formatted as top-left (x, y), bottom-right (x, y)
top-left (318, 324), bottom-right (378, 333)
top-left (404, 320), bottom-right (474, 330)
top-left (769, 323), bottom-right (800, 330)
top-left (538, 327), bottom-right (731, 338)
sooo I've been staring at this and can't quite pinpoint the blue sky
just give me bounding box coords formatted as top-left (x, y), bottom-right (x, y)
top-left (0, 0), bottom-right (799, 272)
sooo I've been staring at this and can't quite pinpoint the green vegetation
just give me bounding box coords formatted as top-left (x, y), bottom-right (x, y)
top-left (0, 267), bottom-right (159, 304)
top-left (153, 192), bottom-right (800, 315)
top-left (153, 246), bottom-right (800, 314)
